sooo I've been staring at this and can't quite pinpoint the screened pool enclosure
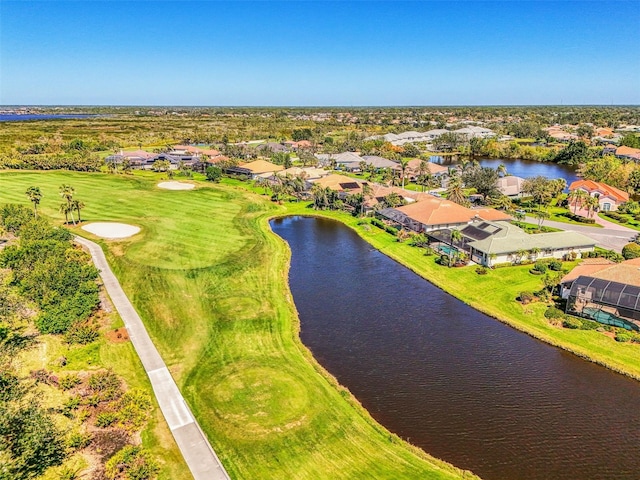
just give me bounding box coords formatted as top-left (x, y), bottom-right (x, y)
top-left (566, 276), bottom-right (640, 331)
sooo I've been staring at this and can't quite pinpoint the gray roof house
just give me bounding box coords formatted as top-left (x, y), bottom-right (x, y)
top-left (361, 155), bottom-right (399, 170)
top-left (315, 152), bottom-right (363, 169)
top-left (461, 220), bottom-right (596, 267)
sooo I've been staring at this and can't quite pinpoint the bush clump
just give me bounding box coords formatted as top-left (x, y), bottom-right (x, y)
top-left (622, 242), bottom-right (640, 260)
top-left (544, 307), bottom-right (564, 319)
top-left (518, 291), bottom-right (535, 304)
top-left (562, 317), bottom-right (583, 329)
top-left (615, 331), bottom-right (634, 342)
top-left (105, 445), bottom-right (159, 480)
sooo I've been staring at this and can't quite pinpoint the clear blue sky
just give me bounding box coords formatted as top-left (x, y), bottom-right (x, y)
top-left (1, 1), bottom-right (638, 106)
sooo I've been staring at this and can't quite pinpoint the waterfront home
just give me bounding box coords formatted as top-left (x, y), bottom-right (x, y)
top-left (405, 159), bottom-right (449, 179)
top-left (496, 175), bottom-right (525, 197)
top-left (460, 220), bottom-right (596, 267)
top-left (453, 126), bottom-right (496, 139)
top-left (560, 258), bottom-right (640, 331)
top-left (376, 196), bottom-right (510, 233)
top-left (310, 174), bottom-right (364, 193)
top-left (568, 179), bottom-right (629, 212)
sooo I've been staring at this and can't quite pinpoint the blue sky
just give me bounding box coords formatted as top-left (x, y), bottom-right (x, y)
top-left (1, 1), bottom-right (638, 106)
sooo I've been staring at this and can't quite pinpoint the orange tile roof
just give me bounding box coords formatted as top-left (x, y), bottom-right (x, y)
top-left (406, 159), bottom-right (448, 175)
top-left (239, 160), bottom-right (285, 174)
top-left (472, 208), bottom-right (512, 221)
top-left (396, 196), bottom-right (476, 226)
top-left (616, 146), bottom-right (640, 157)
top-left (563, 257), bottom-right (640, 287)
top-left (312, 174), bottom-right (363, 191)
top-left (569, 180), bottom-right (629, 203)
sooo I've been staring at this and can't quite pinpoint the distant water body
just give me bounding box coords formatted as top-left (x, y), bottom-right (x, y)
top-left (0, 114), bottom-right (96, 122)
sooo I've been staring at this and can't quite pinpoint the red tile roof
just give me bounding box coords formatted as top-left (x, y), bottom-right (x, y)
top-left (569, 180), bottom-right (629, 203)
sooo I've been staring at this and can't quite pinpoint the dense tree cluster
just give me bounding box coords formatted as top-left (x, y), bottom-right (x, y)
top-left (0, 204), bottom-right (100, 335)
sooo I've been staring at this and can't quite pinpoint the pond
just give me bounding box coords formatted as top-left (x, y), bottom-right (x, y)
top-left (271, 216), bottom-right (640, 480)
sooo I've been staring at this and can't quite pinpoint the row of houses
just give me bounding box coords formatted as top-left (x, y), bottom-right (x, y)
top-left (105, 146), bottom-right (229, 169)
top-left (376, 196), bottom-right (596, 267)
top-left (603, 144), bottom-right (640, 162)
top-left (365, 126), bottom-right (496, 146)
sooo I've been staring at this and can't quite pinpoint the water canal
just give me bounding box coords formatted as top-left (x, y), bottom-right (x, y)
top-left (271, 216), bottom-right (640, 480)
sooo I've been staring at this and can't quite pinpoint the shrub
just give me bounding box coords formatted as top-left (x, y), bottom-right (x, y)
top-left (579, 318), bottom-right (601, 330)
top-left (622, 242), bottom-right (640, 260)
top-left (65, 321), bottom-right (100, 345)
top-left (518, 291), bottom-right (535, 304)
top-left (105, 445), bottom-right (159, 480)
top-left (67, 430), bottom-right (92, 450)
top-left (560, 211), bottom-right (596, 223)
top-left (562, 317), bottom-right (582, 329)
top-left (493, 262), bottom-right (513, 269)
top-left (544, 307), bottom-right (564, 319)
top-left (59, 374), bottom-right (81, 391)
top-left (475, 266), bottom-right (489, 275)
top-left (548, 260), bottom-right (563, 271)
top-left (88, 371), bottom-right (122, 403)
top-left (531, 261), bottom-right (547, 274)
top-left (96, 412), bottom-right (117, 428)
top-left (615, 331), bottom-right (634, 342)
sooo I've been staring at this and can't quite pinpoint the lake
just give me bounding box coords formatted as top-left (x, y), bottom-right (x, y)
top-left (430, 155), bottom-right (579, 185)
top-left (271, 216), bottom-right (640, 480)
top-left (0, 114), bottom-right (96, 122)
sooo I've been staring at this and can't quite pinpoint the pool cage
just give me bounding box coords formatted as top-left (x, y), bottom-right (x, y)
top-left (566, 276), bottom-right (640, 331)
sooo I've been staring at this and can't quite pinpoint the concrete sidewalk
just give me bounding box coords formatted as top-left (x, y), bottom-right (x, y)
top-left (75, 236), bottom-right (230, 480)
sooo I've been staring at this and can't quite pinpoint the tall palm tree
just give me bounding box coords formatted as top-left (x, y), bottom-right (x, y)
top-left (446, 173), bottom-right (468, 206)
top-left (59, 202), bottom-right (71, 224)
top-left (59, 184), bottom-right (76, 225)
top-left (449, 229), bottom-right (463, 267)
top-left (25, 186), bottom-right (42, 217)
top-left (568, 189), bottom-right (587, 214)
top-left (585, 195), bottom-right (600, 218)
top-left (399, 158), bottom-right (410, 189)
top-left (497, 163), bottom-right (507, 177)
top-left (72, 199), bottom-right (85, 223)
top-left (361, 182), bottom-right (373, 216)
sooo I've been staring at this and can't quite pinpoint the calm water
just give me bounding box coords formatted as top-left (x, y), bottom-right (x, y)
top-left (271, 216), bottom-right (640, 480)
top-left (430, 156), bottom-right (579, 185)
top-left (0, 114), bottom-right (95, 122)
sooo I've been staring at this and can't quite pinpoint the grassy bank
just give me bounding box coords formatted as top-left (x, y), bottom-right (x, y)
top-left (0, 171), bottom-right (473, 479)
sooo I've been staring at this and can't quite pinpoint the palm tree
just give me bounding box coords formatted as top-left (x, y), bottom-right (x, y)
top-left (488, 253), bottom-right (497, 267)
top-left (446, 173), bottom-right (468, 206)
top-left (361, 182), bottom-right (373, 216)
top-left (25, 186), bottom-right (42, 217)
top-left (585, 195), bottom-right (600, 218)
top-left (530, 247), bottom-right (541, 260)
top-left (449, 229), bottom-right (463, 267)
top-left (399, 158), bottom-right (410, 189)
top-left (59, 202), bottom-right (71, 224)
top-left (497, 163), bottom-right (507, 177)
top-left (59, 184), bottom-right (76, 225)
top-left (568, 189), bottom-right (587, 214)
top-left (72, 199), bottom-right (85, 223)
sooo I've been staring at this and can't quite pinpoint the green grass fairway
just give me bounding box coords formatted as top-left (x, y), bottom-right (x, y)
top-left (0, 171), bottom-right (472, 479)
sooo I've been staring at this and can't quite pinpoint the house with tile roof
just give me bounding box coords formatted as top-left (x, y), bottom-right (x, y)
top-left (560, 258), bottom-right (640, 331)
top-left (238, 160), bottom-right (285, 178)
top-left (376, 195), bottom-right (510, 233)
top-left (615, 145), bottom-right (640, 162)
top-left (568, 179), bottom-right (629, 212)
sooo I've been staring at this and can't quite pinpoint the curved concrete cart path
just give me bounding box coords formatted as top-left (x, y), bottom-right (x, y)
top-left (75, 236), bottom-right (230, 480)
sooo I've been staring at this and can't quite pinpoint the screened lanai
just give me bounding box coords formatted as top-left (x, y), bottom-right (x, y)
top-left (566, 275), bottom-right (640, 331)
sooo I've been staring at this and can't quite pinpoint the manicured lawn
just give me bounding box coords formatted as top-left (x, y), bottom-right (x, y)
top-left (0, 171), bottom-right (471, 479)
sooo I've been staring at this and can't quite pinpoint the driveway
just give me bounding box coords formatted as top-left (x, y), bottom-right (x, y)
top-left (75, 236), bottom-right (230, 480)
top-left (526, 216), bottom-right (637, 252)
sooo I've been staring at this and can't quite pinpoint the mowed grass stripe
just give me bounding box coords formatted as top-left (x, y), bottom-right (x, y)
top-left (0, 171), bottom-right (471, 480)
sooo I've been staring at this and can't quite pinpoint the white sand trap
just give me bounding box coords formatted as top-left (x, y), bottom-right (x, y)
top-left (82, 222), bottom-right (141, 239)
top-left (158, 181), bottom-right (195, 190)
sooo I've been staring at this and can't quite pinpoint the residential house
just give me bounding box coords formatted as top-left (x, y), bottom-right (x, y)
top-left (452, 126), bottom-right (496, 139)
top-left (237, 160), bottom-right (285, 179)
top-left (309, 174), bottom-right (364, 195)
top-left (460, 220), bottom-right (596, 267)
top-left (615, 146), bottom-right (640, 162)
top-left (360, 155), bottom-right (399, 171)
top-left (376, 195), bottom-right (510, 233)
top-left (315, 152), bottom-right (363, 169)
top-left (105, 150), bottom-right (156, 168)
top-left (568, 180), bottom-right (629, 212)
top-left (560, 258), bottom-right (640, 331)
top-left (496, 176), bottom-right (526, 197)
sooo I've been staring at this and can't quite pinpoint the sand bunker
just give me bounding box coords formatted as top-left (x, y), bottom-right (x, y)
top-left (82, 222), bottom-right (141, 239)
top-left (157, 181), bottom-right (195, 190)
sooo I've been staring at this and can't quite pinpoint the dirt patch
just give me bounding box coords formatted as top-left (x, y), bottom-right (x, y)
top-left (105, 328), bottom-right (129, 343)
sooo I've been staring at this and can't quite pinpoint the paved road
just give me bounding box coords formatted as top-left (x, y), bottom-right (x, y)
top-left (526, 216), bottom-right (637, 252)
top-left (75, 236), bottom-right (230, 480)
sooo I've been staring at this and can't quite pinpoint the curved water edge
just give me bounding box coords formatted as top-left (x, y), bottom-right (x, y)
top-left (269, 215), bottom-right (640, 480)
top-left (271, 212), bottom-right (640, 383)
